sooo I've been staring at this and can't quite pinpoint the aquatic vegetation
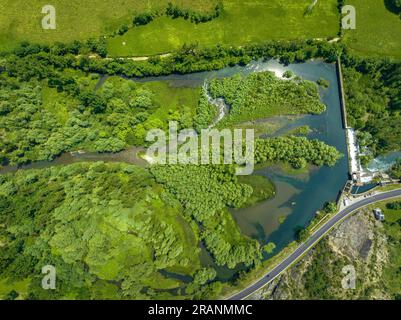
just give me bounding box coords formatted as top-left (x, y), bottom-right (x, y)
top-left (255, 136), bottom-right (342, 168)
top-left (208, 71), bottom-right (326, 126)
top-left (0, 75), bottom-right (199, 165)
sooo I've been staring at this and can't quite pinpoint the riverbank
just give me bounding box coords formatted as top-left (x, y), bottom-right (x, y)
top-left (226, 187), bottom-right (401, 300)
top-left (0, 58), bottom-right (349, 260)
top-left (0, 57), bottom-right (348, 300)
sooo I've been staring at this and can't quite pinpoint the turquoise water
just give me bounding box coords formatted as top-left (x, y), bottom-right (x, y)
top-left (134, 59), bottom-right (349, 274)
top-left (351, 183), bottom-right (378, 195)
top-left (230, 60), bottom-right (349, 252)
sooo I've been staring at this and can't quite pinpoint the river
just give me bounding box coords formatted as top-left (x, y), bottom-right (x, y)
top-left (0, 147), bottom-right (147, 174)
top-left (366, 151), bottom-right (401, 172)
top-left (0, 59), bottom-right (350, 279)
top-left (147, 59), bottom-right (350, 275)
top-left (229, 60), bottom-right (349, 256)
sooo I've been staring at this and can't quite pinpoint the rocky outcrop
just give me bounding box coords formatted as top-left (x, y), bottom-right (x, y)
top-left (251, 209), bottom-right (390, 300)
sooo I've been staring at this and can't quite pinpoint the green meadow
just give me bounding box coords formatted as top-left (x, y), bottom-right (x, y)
top-left (0, 1), bottom-right (339, 56)
top-left (108, 0), bottom-right (340, 56)
top-left (343, 0), bottom-right (401, 59)
top-left (0, 0), bottom-right (215, 52)
top-left (1, 1), bottom-right (399, 58)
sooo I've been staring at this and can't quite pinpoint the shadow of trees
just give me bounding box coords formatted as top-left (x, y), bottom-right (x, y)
top-left (384, 0), bottom-right (401, 16)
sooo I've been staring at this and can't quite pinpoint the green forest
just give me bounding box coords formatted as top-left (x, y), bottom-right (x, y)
top-left (0, 162), bottom-right (264, 299)
top-left (0, 1), bottom-right (399, 300)
top-left (209, 71), bottom-right (326, 126)
top-left (0, 140), bottom-right (340, 299)
top-left (0, 42), bottom-right (344, 299)
top-left (0, 72), bottom-right (201, 166)
top-left (0, 30), bottom-right (362, 299)
top-left (342, 55), bottom-right (401, 158)
top-left (0, 35), bottom-right (398, 300)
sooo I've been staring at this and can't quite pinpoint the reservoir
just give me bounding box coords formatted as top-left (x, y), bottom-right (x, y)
top-left (231, 60), bottom-right (349, 253)
top-left (133, 59), bottom-right (349, 254)
top-left (0, 59), bottom-right (350, 275)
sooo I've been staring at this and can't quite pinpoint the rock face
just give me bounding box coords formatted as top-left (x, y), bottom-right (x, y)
top-left (250, 210), bottom-right (390, 300)
top-left (329, 212), bottom-right (375, 261)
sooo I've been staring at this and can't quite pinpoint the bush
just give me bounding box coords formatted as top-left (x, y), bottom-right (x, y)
top-left (385, 0), bottom-right (401, 15)
top-left (133, 13), bottom-right (154, 26)
top-left (166, 1), bottom-right (223, 24)
top-left (389, 160), bottom-right (401, 179)
top-left (386, 201), bottom-right (401, 210)
top-left (317, 77), bottom-right (330, 88)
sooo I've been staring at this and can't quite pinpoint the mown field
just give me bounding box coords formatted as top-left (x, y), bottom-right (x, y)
top-left (1, 1), bottom-right (399, 59)
top-left (108, 0), bottom-right (340, 56)
top-left (0, 0), bottom-right (216, 52)
top-left (0, 1), bottom-right (340, 56)
top-left (343, 0), bottom-right (401, 59)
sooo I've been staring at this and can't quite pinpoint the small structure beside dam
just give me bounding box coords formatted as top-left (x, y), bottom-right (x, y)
top-left (346, 128), bottom-right (375, 185)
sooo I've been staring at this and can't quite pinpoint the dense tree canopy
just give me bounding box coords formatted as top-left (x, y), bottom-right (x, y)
top-left (0, 163), bottom-right (252, 299)
top-left (0, 163), bottom-right (201, 299)
top-left (0, 37), bottom-right (348, 300)
top-left (255, 136), bottom-right (342, 168)
top-left (342, 55), bottom-right (401, 156)
top-left (209, 71), bottom-right (326, 126)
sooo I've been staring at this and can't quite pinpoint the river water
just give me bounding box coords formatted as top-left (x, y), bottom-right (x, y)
top-left (366, 151), bottom-right (401, 172)
top-left (0, 147), bottom-right (147, 174)
top-left (143, 59), bottom-right (349, 275)
top-left (229, 60), bottom-right (349, 255)
top-left (0, 59), bottom-right (350, 278)
top-left (114, 60), bottom-right (349, 254)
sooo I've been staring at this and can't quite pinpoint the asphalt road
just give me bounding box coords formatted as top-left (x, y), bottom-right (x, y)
top-left (228, 188), bottom-right (401, 300)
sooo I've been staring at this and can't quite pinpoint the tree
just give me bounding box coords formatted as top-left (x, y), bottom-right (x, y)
top-left (133, 13), bottom-right (154, 26)
top-left (389, 159), bottom-right (401, 180)
top-left (5, 290), bottom-right (19, 300)
top-left (118, 24), bottom-right (129, 35)
top-left (385, 0), bottom-right (401, 15)
top-left (193, 268), bottom-right (217, 286)
top-left (386, 201), bottom-right (401, 210)
top-left (283, 70), bottom-right (294, 78)
top-left (323, 202), bottom-right (337, 214)
top-left (296, 227), bottom-right (309, 242)
top-left (263, 242), bottom-right (276, 254)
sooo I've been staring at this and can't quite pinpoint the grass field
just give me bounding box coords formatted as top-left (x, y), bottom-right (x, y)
top-left (238, 175), bottom-right (276, 207)
top-left (1, 1), bottom-right (399, 59)
top-left (108, 0), bottom-right (339, 56)
top-left (0, 0), bottom-right (215, 52)
top-left (0, 1), bottom-right (339, 56)
top-left (138, 80), bottom-right (200, 126)
top-left (343, 0), bottom-right (401, 59)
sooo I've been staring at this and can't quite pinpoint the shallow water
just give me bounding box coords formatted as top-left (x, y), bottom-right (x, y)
top-left (231, 60), bottom-right (349, 252)
top-left (1, 59), bottom-right (350, 276)
top-left (366, 151), bottom-right (401, 172)
top-left (0, 146), bottom-right (147, 174)
top-left (131, 59), bottom-right (349, 267)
